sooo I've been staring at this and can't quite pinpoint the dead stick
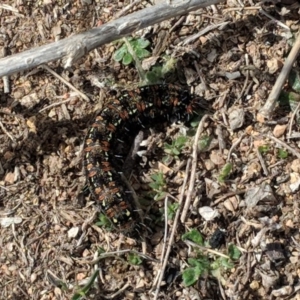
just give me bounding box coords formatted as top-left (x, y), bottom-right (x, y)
top-left (0, 0), bottom-right (223, 78)
top-left (153, 158), bottom-right (192, 299)
top-left (180, 114), bottom-right (209, 223)
top-left (258, 30), bottom-right (300, 121)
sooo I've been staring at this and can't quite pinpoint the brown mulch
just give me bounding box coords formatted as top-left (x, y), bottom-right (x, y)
top-left (1, 0), bottom-right (300, 299)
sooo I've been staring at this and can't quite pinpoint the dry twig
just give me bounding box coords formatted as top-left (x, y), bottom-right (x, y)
top-left (259, 8), bottom-right (290, 31)
top-left (181, 21), bottom-right (230, 45)
top-left (106, 283), bottom-right (130, 299)
top-left (226, 133), bottom-right (246, 162)
top-left (0, 119), bottom-right (15, 142)
top-left (287, 101), bottom-right (300, 140)
top-left (267, 134), bottom-right (300, 159)
top-left (0, 0), bottom-right (223, 77)
top-left (38, 65), bottom-right (90, 102)
top-left (258, 30), bottom-right (300, 120)
top-left (185, 240), bottom-right (230, 258)
top-left (181, 114), bottom-right (209, 223)
top-left (0, 48), bottom-right (10, 93)
top-left (256, 147), bottom-right (269, 176)
top-left (152, 158), bottom-right (192, 299)
top-left (213, 189), bottom-right (246, 205)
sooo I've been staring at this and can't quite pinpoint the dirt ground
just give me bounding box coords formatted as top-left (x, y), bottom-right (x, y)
top-left (1, 0), bottom-right (300, 299)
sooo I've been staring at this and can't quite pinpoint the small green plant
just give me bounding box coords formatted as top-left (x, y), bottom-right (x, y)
top-left (210, 245), bottom-right (241, 284)
top-left (218, 163), bottom-right (233, 183)
top-left (278, 148), bottom-right (288, 159)
top-left (113, 37), bottom-right (151, 65)
top-left (278, 69), bottom-right (300, 122)
top-left (95, 213), bottom-right (114, 231)
top-left (258, 145), bottom-right (270, 154)
top-left (149, 172), bottom-right (167, 200)
top-left (145, 65), bottom-right (164, 83)
top-left (164, 135), bottom-right (188, 157)
top-left (182, 230), bottom-right (241, 287)
top-left (279, 90), bottom-right (300, 109)
top-left (289, 69), bottom-right (300, 92)
top-left (145, 57), bottom-right (178, 83)
top-left (182, 229), bottom-right (204, 245)
top-left (210, 257), bottom-right (235, 285)
top-left (167, 203), bottom-right (179, 220)
top-left (182, 256), bottom-right (210, 286)
top-left (128, 253), bottom-right (143, 265)
top-left (72, 269), bottom-right (99, 300)
top-left (198, 135), bottom-right (212, 152)
top-left (227, 244), bottom-right (241, 260)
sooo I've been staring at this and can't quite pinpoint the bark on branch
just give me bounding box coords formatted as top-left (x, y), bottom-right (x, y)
top-left (0, 0), bottom-right (223, 78)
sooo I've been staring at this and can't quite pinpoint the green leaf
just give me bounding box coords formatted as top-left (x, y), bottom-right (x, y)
top-left (154, 191), bottom-right (167, 201)
top-left (135, 48), bottom-right (151, 59)
top-left (182, 229), bottom-right (204, 245)
top-left (71, 269), bottom-right (99, 300)
top-left (135, 38), bottom-right (151, 49)
top-left (210, 267), bottom-right (226, 285)
top-left (97, 247), bottom-right (106, 254)
top-left (175, 136), bottom-right (188, 147)
top-left (187, 258), bottom-right (200, 267)
top-left (289, 69), bottom-right (300, 92)
top-left (210, 259), bottom-right (221, 270)
top-left (219, 257), bottom-right (234, 269)
top-left (122, 53), bottom-right (133, 65)
top-left (151, 172), bottom-right (165, 186)
top-left (198, 135), bottom-right (212, 151)
top-left (182, 267), bottom-right (202, 286)
top-left (161, 57), bottom-right (177, 75)
top-left (278, 91), bottom-right (300, 110)
top-left (164, 144), bottom-right (173, 152)
top-left (145, 66), bottom-right (163, 83)
top-left (161, 154), bottom-right (173, 165)
top-left (149, 172), bottom-right (166, 200)
top-left (172, 148), bottom-right (180, 156)
top-left (278, 91), bottom-right (290, 106)
top-left (95, 213), bottom-right (113, 230)
top-left (113, 44), bottom-right (127, 62)
top-left (218, 163), bottom-right (232, 183)
top-left (278, 148), bottom-right (288, 159)
top-left (164, 135), bottom-right (188, 157)
top-left (128, 253), bottom-right (143, 265)
top-left (167, 203), bottom-right (179, 220)
top-left (113, 37), bottom-right (151, 66)
top-left (258, 145), bottom-right (270, 154)
top-left (228, 244), bottom-right (241, 260)
top-left (149, 182), bottom-right (158, 190)
top-left (182, 256), bottom-right (210, 286)
top-left (288, 91), bottom-right (300, 102)
top-left (189, 257), bottom-right (210, 269)
top-left (210, 257), bottom-right (234, 284)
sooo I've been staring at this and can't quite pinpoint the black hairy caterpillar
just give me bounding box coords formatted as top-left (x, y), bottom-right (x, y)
top-left (84, 84), bottom-right (199, 231)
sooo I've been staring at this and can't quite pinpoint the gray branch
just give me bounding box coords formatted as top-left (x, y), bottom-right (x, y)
top-left (0, 0), bottom-right (223, 78)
